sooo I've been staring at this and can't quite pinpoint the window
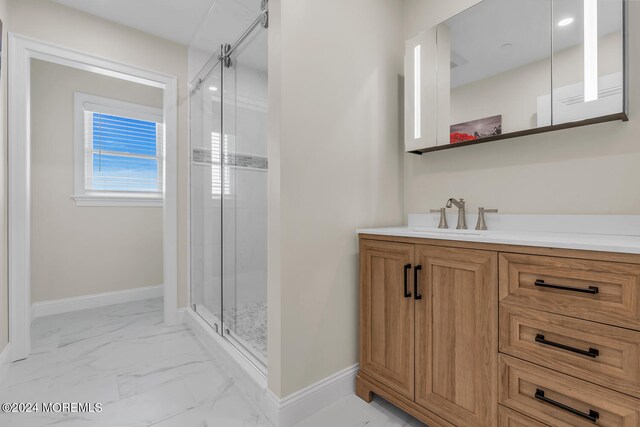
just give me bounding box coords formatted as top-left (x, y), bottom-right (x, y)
top-left (73, 93), bottom-right (164, 206)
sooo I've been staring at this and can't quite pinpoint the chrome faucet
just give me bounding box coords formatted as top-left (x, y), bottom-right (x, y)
top-left (430, 208), bottom-right (448, 229)
top-left (446, 198), bottom-right (467, 229)
top-left (475, 207), bottom-right (498, 231)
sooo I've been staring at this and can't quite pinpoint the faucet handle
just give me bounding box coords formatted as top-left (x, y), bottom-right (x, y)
top-left (475, 207), bottom-right (498, 231)
top-left (430, 208), bottom-right (448, 229)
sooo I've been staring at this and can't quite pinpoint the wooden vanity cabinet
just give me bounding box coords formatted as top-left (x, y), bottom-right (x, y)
top-left (357, 238), bottom-right (498, 427)
top-left (357, 234), bottom-right (640, 427)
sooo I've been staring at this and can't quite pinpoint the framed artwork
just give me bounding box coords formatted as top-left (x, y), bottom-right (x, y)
top-left (450, 115), bottom-right (502, 144)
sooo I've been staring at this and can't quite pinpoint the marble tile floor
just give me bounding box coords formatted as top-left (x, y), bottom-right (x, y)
top-left (0, 298), bottom-right (425, 427)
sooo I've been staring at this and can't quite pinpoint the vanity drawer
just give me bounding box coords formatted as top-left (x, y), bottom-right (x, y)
top-left (499, 406), bottom-right (549, 427)
top-left (499, 253), bottom-right (640, 330)
top-left (500, 354), bottom-right (640, 427)
top-left (500, 304), bottom-right (640, 397)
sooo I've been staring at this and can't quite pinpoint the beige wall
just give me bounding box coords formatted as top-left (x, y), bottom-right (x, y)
top-left (271, 0), bottom-right (406, 397)
top-left (5, 0), bottom-right (190, 307)
top-left (404, 0), bottom-right (640, 216)
top-left (30, 60), bottom-right (163, 303)
top-left (0, 0), bottom-right (9, 355)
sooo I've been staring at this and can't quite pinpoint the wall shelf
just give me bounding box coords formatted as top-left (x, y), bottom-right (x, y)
top-left (409, 112), bottom-right (628, 155)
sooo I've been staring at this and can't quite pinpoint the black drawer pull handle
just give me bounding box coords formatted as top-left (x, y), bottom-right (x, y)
top-left (535, 279), bottom-right (599, 294)
top-left (535, 334), bottom-right (599, 358)
top-left (414, 265), bottom-right (422, 300)
top-left (535, 389), bottom-right (599, 423)
top-left (403, 264), bottom-right (412, 298)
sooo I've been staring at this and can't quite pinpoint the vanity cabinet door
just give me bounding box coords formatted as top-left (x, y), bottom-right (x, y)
top-left (359, 239), bottom-right (415, 400)
top-left (414, 245), bottom-right (498, 427)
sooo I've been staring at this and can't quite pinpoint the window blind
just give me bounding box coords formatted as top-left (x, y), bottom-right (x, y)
top-left (85, 112), bottom-right (164, 193)
top-left (211, 131), bottom-right (231, 196)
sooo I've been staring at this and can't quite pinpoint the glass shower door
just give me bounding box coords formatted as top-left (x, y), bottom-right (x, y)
top-left (190, 59), bottom-right (223, 333)
top-left (190, 12), bottom-right (268, 373)
top-left (222, 28), bottom-right (269, 369)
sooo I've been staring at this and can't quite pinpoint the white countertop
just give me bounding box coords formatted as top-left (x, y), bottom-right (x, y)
top-left (358, 214), bottom-right (640, 255)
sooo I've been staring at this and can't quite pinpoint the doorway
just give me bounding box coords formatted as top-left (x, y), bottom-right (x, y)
top-left (8, 34), bottom-right (179, 361)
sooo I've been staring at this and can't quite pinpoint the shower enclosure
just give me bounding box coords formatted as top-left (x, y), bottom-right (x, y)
top-left (190, 8), bottom-right (268, 371)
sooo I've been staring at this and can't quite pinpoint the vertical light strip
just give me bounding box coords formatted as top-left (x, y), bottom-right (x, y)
top-left (584, 0), bottom-right (598, 102)
top-left (414, 45), bottom-right (421, 139)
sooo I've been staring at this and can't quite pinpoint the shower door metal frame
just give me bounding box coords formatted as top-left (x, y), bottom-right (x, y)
top-left (189, 49), bottom-right (225, 338)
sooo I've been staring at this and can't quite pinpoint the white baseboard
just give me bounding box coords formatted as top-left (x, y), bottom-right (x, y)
top-left (31, 285), bottom-right (163, 320)
top-left (0, 343), bottom-right (12, 381)
top-left (176, 307), bottom-right (187, 324)
top-left (0, 343), bottom-right (12, 367)
top-left (270, 364), bottom-right (359, 427)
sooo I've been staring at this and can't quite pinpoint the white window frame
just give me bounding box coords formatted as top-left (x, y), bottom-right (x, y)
top-left (73, 92), bottom-right (164, 207)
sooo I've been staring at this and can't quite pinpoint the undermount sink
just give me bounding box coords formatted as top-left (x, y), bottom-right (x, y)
top-left (408, 227), bottom-right (484, 237)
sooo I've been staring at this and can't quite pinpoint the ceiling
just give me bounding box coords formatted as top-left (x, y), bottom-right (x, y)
top-left (52, 0), bottom-right (268, 76)
top-left (447, 0), bottom-right (623, 88)
top-left (52, 0), bottom-right (217, 46)
top-left (52, 0), bottom-right (264, 49)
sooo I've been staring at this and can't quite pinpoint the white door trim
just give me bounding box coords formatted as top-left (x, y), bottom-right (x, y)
top-left (7, 32), bottom-right (179, 361)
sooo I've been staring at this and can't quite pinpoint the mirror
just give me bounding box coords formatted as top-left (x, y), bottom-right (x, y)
top-left (405, 0), bottom-right (627, 153)
top-left (439, 0), bottom-right (552, 145)
top-left (549, 0), bottom-right (624, 125)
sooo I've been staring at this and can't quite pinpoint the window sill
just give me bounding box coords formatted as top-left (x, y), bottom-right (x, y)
top-left (72, 194), bottom-right (163, 207)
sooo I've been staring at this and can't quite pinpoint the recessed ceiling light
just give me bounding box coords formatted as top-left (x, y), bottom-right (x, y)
top-left (209, 86), bottom-right (218, 92)
top-left (558, 17), bottom-right (574, 27)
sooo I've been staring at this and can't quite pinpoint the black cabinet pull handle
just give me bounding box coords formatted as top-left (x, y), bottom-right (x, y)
top-left (414, 265), bottom-right (422, 300)
top-left (403, 264), bottom-right (412, 298)
top-left (535, 334), bottom-right (599, 358)
top-left (535, 279), bottom-right (599, 295)
top-left (535, 389), bottom-right (599, 423)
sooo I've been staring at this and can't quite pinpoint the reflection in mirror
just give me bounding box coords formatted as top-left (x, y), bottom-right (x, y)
top-left (547, 0), bottom-right (624, 125)
top-left (438, 0), bottom-right (552, 145)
